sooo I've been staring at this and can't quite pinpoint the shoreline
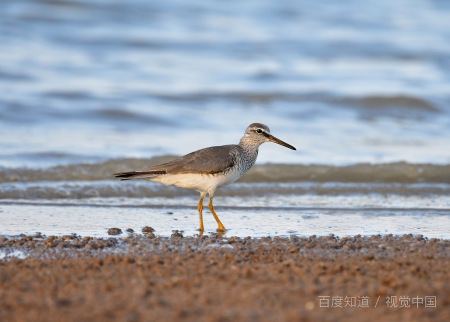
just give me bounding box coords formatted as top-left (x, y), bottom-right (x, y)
top-left (1, 233), bottom-right (450, 321)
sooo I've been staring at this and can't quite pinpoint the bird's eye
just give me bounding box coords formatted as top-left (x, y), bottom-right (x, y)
top-left (256, 129), bottom-right (262, 134)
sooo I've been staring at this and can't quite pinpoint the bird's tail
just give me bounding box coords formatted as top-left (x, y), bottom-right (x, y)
top-left (114, 170), bottom-right (166, 181)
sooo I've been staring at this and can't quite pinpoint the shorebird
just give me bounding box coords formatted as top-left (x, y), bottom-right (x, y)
top-left (114, 123), bottom-right (296, 233)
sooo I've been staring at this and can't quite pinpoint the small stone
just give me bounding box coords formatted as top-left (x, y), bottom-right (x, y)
top-left (142, 226), bottom-right (155, 233)
top-left (86, 243), bottom-right (99, 250)
top-left (45, 241), bottom-right (56, 248)
top-left (61, 242), bottom-right (71, 248)
top-left (108, 228), bottom-right (122, 236)
top-left (73, 242), bottom-right (85, 248)
top-left (126, 228), bottom-right (134, 233)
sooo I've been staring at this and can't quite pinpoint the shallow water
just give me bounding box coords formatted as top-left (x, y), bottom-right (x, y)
top-left (1, 203), bottom-right (449, 239)
top-left (1, 0), bottom-right (450, 238)
top-left (1, 181), bottom-right (449, 238)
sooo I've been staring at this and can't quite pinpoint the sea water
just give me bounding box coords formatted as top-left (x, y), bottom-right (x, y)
top-left (1, 0), bottom-right (450, 237)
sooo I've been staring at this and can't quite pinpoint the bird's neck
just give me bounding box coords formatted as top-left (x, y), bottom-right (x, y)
top-left (238, 137), bottom-right (260, 158)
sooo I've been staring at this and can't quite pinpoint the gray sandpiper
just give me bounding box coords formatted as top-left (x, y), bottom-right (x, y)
top-left (114, 123), bottom-right (296, 233)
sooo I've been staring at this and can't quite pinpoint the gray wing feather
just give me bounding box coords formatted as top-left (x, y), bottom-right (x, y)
top-left (148, 145), bottom-right (236, 174)
top-left (114, 145), bottom-right (236, 180)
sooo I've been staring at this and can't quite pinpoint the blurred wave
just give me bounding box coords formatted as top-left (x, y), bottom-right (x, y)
top-left (1, 0), bottom-right (450, 166)
top-left (1, 181), bottom-right (450, 200)
top-left (1, 156), bottom-right (449, 183)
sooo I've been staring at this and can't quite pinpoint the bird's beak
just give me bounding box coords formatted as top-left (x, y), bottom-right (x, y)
top-left (267, 135), bottom-right (296, 150)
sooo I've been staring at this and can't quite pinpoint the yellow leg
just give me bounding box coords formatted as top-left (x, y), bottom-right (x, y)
top-left (208, 196), bottom-right (226, 232)
top-left (198, 193), bottom-right (205, 233)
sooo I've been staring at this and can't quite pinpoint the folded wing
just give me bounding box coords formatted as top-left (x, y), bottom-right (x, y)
top-left (114, 145), bottom-right (236, 180)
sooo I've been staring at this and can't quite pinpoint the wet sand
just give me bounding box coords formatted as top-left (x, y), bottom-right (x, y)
top-left (1, 232), bottom-right (450, 322)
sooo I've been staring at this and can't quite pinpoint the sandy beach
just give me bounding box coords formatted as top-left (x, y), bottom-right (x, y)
top-left (1, 232), bottom-right (449, 322)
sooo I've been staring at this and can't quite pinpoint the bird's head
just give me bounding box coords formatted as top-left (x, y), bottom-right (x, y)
top-left (241, 123), bottom-right (296, 150)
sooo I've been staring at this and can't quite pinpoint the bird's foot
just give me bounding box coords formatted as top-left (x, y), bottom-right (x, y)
top-left (198, 227), bottom-right (204, 236)
top-left (216, 227), bottom-right (226, 233)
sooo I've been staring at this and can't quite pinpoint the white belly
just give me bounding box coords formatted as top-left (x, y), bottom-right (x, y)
top-left (150, 169), bottom-right (242, 193)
